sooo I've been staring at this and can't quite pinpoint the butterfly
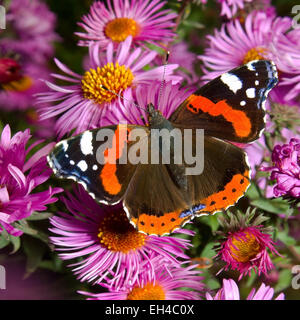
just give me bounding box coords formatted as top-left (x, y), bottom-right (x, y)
top-left (48, 60), bottom-right (278, 236)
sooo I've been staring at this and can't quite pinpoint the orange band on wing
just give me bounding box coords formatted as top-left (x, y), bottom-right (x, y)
top-left (100, 125), bottom-right (130, 195)
top-left (130, 171), bottom-right (249, 235)
top-left (198, 170), bottom-right (250, 214)
top-left (100, 163), bottom-right (121, 195)
top-left (103, 124), bottom-right (130, 162)
top-left (187, 95), bottom-right (252, 138)
top-left (131, 211), bottom-right (188, 236)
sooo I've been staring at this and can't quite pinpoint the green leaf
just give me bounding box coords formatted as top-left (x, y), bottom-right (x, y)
top-left (206, 278), bottom-right (220, 291)
top-left (272, 254), bottom-right (291, 265)
top-left (251, 198), bottom-right (292, 215)
top-left (39, 256), bottom-right (64, 273)
top-left (0, 223), bottom-right (10, 241)
top-left (13, 220), bottom-right (38, 236)
top-left (191, 234), bottom-right (201, 248)
top-left (200, 215), bottom-right (219, 232)
top-left (293, 246), bottom-right (300, 255)
top-left (201, 269), bottom-right (220, 291)
top-left (26, 212), bottom-right (53, 221)
top-left (9, 235), bottom-right (21, 254)
top-left (276, 231), bottom-right (296, 246)
top-left (274, 269), bottom-right (292, 293)
top-left (12, 220), bottom-right (49, 244)
top-left (182, 20), bottom-right (204, 29)
top-left (245, 269), bottom-right (257, 288)
top-left (201, 242), bottom-right (216, 259)
top-left (22, 237), bottom-right (46, 278)
top-left (246, 183), bottom-right (261, 199)
top-left (0, 234), bottom-right (10, 249)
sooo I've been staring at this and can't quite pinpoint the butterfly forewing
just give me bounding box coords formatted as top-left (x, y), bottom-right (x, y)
top-left (169, 60), bottom-right (278, 143)
top-left (48, 125), bottom-right (146, 205)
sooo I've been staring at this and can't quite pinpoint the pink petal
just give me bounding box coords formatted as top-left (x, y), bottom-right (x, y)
top-left (8, 164), bottom-right (27, 189)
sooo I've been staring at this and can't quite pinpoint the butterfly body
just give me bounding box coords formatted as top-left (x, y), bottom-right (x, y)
top-left (48, 60), bottom-right (278, 236)
top-left (147, 102), bottom-right (189, 193)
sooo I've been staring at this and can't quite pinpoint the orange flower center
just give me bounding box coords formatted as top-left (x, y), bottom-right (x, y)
top-left (243, 47), bottom-right (267, 64)
top-left (127, 282), bottom-right (166, 300)
top-left (97, 209), bottom-right (146, 253)
top-left (81, 62), bottom-right (134, 105)
top-left (229, 231), bottom-right (261, 263)
top-left (2, 75), bottom-right (33, 92)
top-left (105, 18), bottom-right (140, 42)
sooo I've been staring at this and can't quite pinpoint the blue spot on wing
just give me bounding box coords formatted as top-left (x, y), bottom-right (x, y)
top-left (49, 144), bottom-right (91, 186)
top-left (180, 204), bottom-right (206, 218)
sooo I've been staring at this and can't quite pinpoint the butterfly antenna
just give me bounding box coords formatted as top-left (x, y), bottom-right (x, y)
top-left (100, 85), bottom-right (148, 112)
top-left (157, 50), bottom-right (170, 107)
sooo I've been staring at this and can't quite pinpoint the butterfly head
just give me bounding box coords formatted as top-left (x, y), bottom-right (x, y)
top-left (147, 103), bottom-right (165, 127)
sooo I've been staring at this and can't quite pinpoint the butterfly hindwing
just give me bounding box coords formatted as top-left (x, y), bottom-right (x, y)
top-left (169, 60), bottom-right (278, 143)
top-left (186, 134), bottom-right (250, 216)
top-left (123, 161), bottom-right (193, 236)
top-left (124, 128), bottom-right (250, 236)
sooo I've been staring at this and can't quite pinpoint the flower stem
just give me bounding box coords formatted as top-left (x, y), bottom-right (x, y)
top-left (173, 0), bottom-right (191, 32)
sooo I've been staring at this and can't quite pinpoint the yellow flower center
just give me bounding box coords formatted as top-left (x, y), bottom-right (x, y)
top-left (2, 75), bottom-right (33, 92)
top-left (127, 282), bottom-right (166, 300)
top-left (81, 62), bottom-right (134, 105)
top-left (97, 209), bottom-right (146, 253)
top-left (243, 48), bottom-right (267, 64)
top-left (229, 231), bottom-right (261, 263)
top-left (105, 18), bottom-right (140, 42)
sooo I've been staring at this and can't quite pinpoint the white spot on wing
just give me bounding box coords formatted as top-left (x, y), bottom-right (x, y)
top-left (246, 88), bottom-right (256, 98)
top-left (56, 140), bottom-right (69, 152)
top-left (220, 73), bottom-right (242, 93)
top-left (77, 160), bottom-right (88, 172)
top-left (93, 165), bottom-right (98, 170)
top-left (240, 101), bottom-right (246, 106)
top-left (255, 80), bottom-right (259, 86)
top-left (80, 131), bottom-right (93, 156)
top-left (247, 61), bottom-right (256, 71)
top-left (70, 160), bottom-right (75, 165)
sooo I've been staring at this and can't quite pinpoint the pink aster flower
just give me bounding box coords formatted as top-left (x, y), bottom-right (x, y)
top-left (217, 0), bottom-right (275, 19)
top-left (218, 0), bottom-right (253, 18)
top-left (76, 0), bottom-right (176, 49)
top-left (79, 259), bottom-right (204, 300)
top-left (261, 138), bottom-right (300, 198)
top-left (206, 278), bottom-right (284, 300)
top-left (199, 11), bottom-right (300, 104)
top-left (0, 125), bottom-right (62, 237)
top-left (37, 36), bottom-right (181, 138)
top-left (216, 210), bottom-right (279, 279)
top-left (218, 226), bottom-right (278, 278)
top-left (0, 57), bottom-right (51, 111)
top-left (50, 185), bottom-right (195, 289)
top-left (274, 28), bottom-right (300, 102)
top-left (245, 122), bottom-right (299, 198)
top-left (0, 0), bottom-right (58, 63)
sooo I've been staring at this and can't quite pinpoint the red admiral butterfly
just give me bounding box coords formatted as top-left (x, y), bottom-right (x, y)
top-left (48, 60), bottom-right (278, 236)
